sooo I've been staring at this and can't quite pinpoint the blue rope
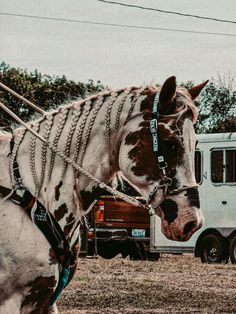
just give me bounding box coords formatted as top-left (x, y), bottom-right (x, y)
top-left (49, 267), bottom-right (71, 308)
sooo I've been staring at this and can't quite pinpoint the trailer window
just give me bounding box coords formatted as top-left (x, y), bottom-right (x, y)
top-left (226, 150), bottom-right (236, 182)
top-left (194, 151), bottom-right (202, 183)
top-left (211, 150), bottom-right (223, 183)
top-left (211, 149), bottom-right (236, 184)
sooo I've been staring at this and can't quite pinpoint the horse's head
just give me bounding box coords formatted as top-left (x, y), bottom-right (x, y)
top-left (118, 76), bottom-right (207, 241)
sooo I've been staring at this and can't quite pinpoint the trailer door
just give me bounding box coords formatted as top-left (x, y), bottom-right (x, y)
top-left (205, 147), bottom-right (236, 227)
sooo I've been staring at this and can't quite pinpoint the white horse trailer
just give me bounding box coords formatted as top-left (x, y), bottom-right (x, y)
top-left (150, 132), bottom-right (236, 263)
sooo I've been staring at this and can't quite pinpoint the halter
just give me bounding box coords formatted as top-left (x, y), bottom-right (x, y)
top-left (148, 92), bottom-right (199, 215)
top-left (148, 93), bottom-right (172, 205)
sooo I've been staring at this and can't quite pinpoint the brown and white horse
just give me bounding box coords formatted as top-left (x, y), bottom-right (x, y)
top-left (0, 76), bottom-right (206, 313)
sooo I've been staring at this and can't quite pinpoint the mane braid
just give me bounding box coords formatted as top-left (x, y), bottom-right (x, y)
top-left (60, 105), bottom-right (82, 180)
top-left (10, 128), bottom-right (26, 187)
top-left (124, 86), bottom-right (147, 124)
top-left (105, 92), bottom-right (118, 151)
top-left (29, 122), bottom-right (40, 196)
top-left (114, 88), bottom-right (132, 135)
top-left (38, 114), bottom-right (54, 194)
top-left (72, 99), bottom-right (93, 165)
top-left (77, 95), bottom-right (105, 167)
top-left (46, 108), bottom-right (69, 185)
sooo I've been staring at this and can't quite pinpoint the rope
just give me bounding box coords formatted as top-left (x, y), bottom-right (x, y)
top-left (0, 81), bottom-right (45, 114)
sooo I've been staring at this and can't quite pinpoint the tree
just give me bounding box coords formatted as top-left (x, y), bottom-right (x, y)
top-left (0, 62), bottom-right (104, 125)
top-left (182, 76), bottom-right (236, 133)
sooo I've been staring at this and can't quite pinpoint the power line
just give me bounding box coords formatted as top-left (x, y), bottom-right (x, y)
top-left (0, 12), bottom-right (236, 38)
top-left (97, 0), bottom-right (236, 25)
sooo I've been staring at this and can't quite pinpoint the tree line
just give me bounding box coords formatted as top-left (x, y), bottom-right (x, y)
top-left (0, 62), bottom-right (235, 133)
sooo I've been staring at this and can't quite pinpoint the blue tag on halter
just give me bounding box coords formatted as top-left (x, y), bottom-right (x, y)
top-left (152, 133), bottom-right (158, 152)
top-left (150, 119), bottom-right (157, 134)
top-left (153, 93), bottom-right (159, 115)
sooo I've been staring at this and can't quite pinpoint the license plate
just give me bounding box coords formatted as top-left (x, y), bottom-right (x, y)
top-left (132, 229), bottom-right (145, 237)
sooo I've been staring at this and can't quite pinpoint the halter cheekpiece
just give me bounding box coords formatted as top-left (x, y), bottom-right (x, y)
top-left (148, 92), bottom-right (173, 213)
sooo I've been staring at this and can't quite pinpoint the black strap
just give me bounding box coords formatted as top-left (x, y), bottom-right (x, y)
top-left (150, 93), bottom-right (167, 170)
top-left (0, 185), bottom-right (22, 204)
top-left (0, 185), bottom-right (76, 268)
top-left (21, 189), bottom-right (75, 268)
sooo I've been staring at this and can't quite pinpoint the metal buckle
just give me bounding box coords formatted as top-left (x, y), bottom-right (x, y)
top-left (150, 119), bottom-right (157, 133)
top-left (147, 204), bottom-right (156, 216)
top-left (148, 186), bottom-right (158, 202)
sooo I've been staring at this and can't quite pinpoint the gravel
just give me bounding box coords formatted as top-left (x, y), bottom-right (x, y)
top-left (58, 254), bottom-right (236, 314)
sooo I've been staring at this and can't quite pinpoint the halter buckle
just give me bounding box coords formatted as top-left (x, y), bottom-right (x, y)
top-left (150, 119), bottom-right (157, 134)
top-left (147, 204), bottom-right (156, 216)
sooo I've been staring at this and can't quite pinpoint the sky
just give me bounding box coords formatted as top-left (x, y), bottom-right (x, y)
top-left (0, 0), bottom-right (236, 88)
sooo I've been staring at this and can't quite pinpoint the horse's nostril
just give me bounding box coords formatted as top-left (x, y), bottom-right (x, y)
top-left (183, 221), bottom-right (195, 235)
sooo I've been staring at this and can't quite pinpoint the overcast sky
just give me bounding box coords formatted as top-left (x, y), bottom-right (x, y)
top-left (0, 0), bottom-right (236, 88)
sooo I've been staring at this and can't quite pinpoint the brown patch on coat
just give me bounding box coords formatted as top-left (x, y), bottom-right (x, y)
top-left (125, 121), bottom-right (185, 184)
top-left (140, 87), bottom-right (157, 112)
top-left (49, 248), bottom-right (58, 265)
top-left (125, 126), bottom-right (159, 180)
top-left (21, 276), bottom-right (57, 313)
top-left (80, 186), bottom-right (104, 210)
top-left (54, 203), bottom-right (68, 221)
top-left (55, 180), bottom-right (63, 201)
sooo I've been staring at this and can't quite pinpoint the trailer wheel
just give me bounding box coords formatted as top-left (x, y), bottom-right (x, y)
top-left (200, 234), bottom-right (229, 264)
top-left (229, 236), bottom-right (236, 264)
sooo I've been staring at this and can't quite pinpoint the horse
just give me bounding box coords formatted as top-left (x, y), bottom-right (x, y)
top-left (0, 76), bottom-right (207, 313)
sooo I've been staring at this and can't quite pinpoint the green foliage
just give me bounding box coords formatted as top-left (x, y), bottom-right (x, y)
top-left (195, 76), bottom-right (236, 133)
top-left (0, 62), bottom-right (235, 134)
top-left (0, 62), bottom-right (104, 125)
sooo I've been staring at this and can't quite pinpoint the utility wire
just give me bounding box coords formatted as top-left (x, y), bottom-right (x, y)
top-left (0, 12), bottom-right (236, 37)
top-left (97, 0), bottom-right (236, 25)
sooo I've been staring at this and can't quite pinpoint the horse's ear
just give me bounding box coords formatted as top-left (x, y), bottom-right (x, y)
top-left (188, 80), bottom-right (209, 100)
top-left (159, 76), bottom-right (177, 114)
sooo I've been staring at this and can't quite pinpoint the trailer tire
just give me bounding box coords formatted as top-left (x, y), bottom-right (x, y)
top-left (200, 234), bottom-right (229, 264)
top-left (229, 236), bottom-right (236, 264)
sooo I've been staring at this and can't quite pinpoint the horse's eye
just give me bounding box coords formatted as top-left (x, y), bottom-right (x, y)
top-left (164, 141), bottom-right (179, 151)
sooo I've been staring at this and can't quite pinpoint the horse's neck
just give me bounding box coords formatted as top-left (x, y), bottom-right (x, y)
top-left (11, 87), bottom-right (147, 240)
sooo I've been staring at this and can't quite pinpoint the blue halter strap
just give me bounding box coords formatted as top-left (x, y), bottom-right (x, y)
top-left (148, 92), bottom-right (172, 212)
top-left (150, 93), bottom-right (167, 170)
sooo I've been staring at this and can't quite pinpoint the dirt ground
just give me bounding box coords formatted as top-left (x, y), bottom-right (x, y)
top-left (58, 254), bottom-right (236, 314)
